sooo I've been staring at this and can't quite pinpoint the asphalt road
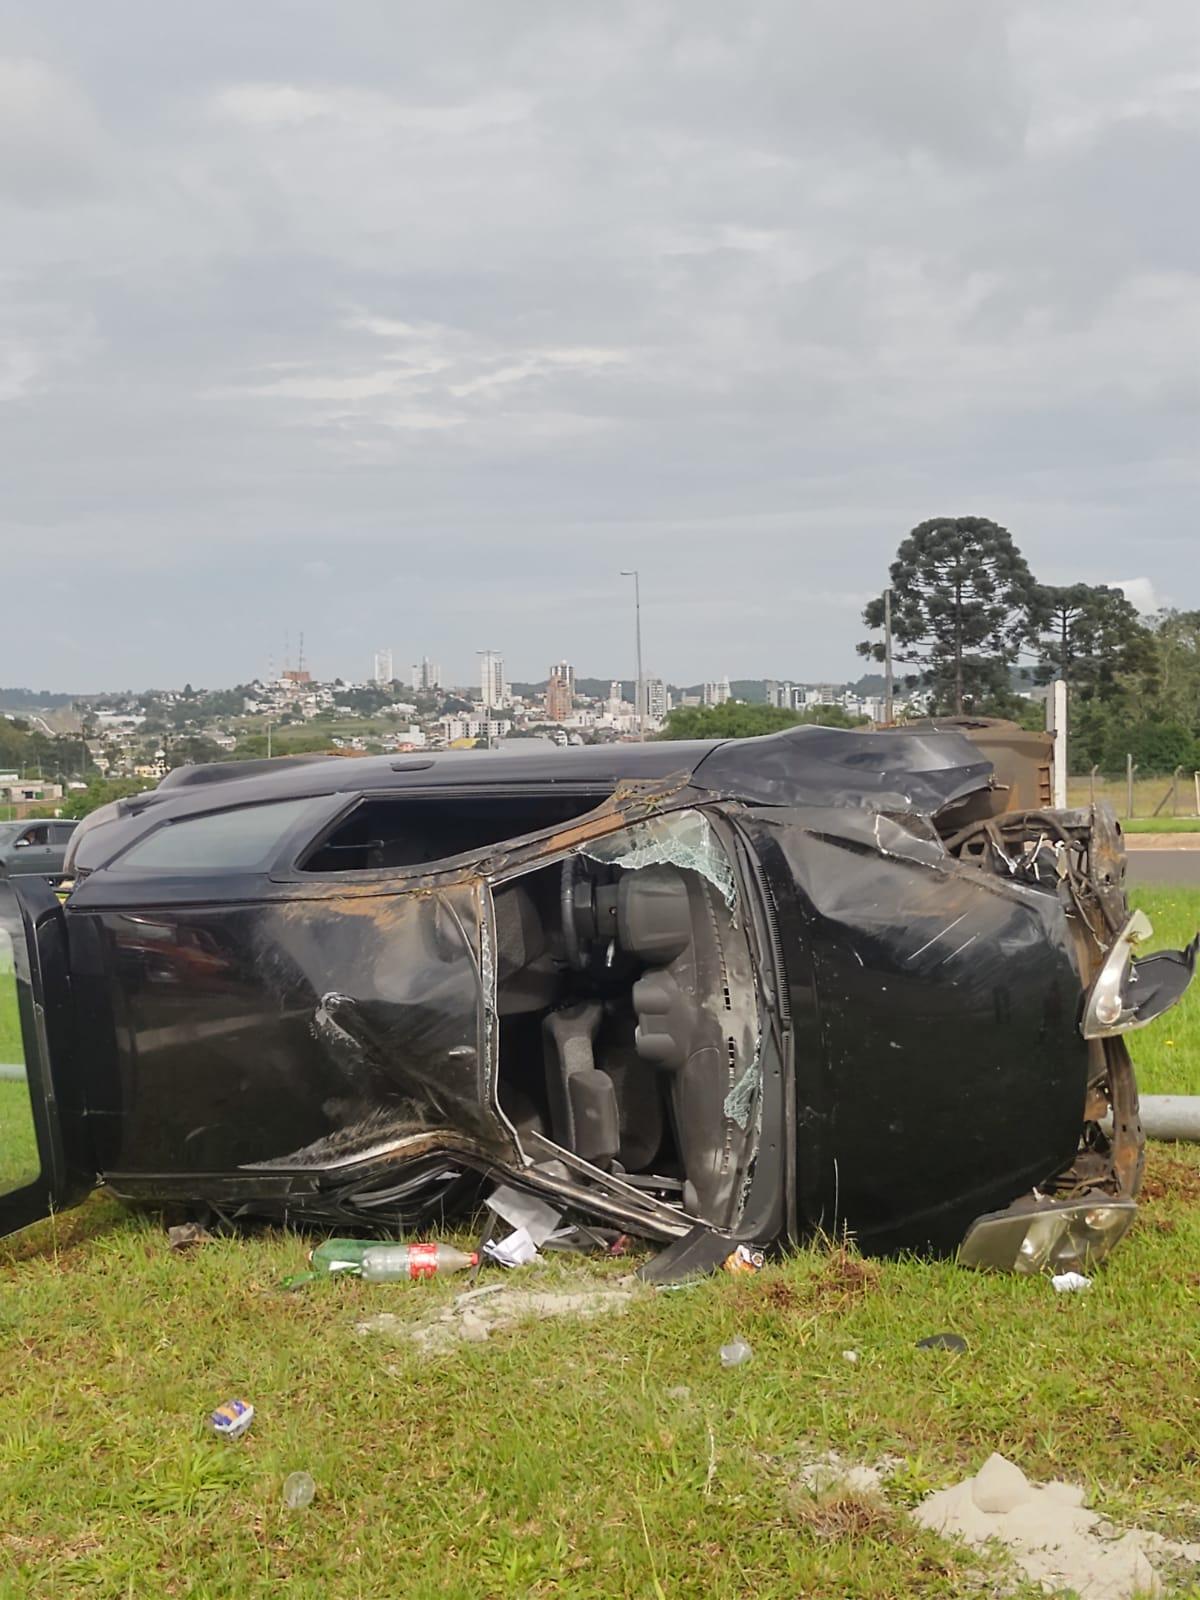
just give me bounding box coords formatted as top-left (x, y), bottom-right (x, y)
top-left (1126, 851), bottom-right (1200, 888)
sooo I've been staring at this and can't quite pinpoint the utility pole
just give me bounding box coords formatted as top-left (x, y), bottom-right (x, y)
top-left (883, 588), bottom-right (895, 725)
top-left (620, 570), bottom-right (645, 742)
top-left (1049, 677), bottom-right (1068, 809)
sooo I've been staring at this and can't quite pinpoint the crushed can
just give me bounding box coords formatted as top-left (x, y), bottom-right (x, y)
top-left (722, 1244), bottom-right (766, 1275)
top-left (209, 1399), bottom-right (255, 1439)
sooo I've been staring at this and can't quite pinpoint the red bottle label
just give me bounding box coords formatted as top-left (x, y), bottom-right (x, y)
top-left (408, 1243), bottom-right (439, 1279)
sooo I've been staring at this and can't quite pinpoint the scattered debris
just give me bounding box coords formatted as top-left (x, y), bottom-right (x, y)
top-left (1051, 1270), bottom-right (1093, 1293)
top-left (718, 1338), bottom-right (753, 1369)
top-left (282, 1471), bottom-right (316, 1510)
top-left (167, 1222), bottom-right (212, 1251)
top-left (208, 1399), bottom-right (254, 1440)
top-left (361, 1243), bottom-right (477, 1281)
top-left (916, 1332), bottom-right (968, 1353)
top-left (841, 1349), bottom-right (860, 1364)
top-left (484, 1227), bottom-right (539, 1268)
top-left (485, 1185), bottom-right (563, 1246)
top-left (722, 1244), bottom-right (766, 1274)
top-left (358, 1281), bottom-right (637, 1354)
top-left (284, 1237), bottom-right (376, 1288)
top-left (913, 1452), bottom-right (1200, 1599)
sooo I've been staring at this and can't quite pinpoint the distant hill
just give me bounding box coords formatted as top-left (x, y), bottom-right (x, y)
top-left (0, 687), bottom-right (82, 711)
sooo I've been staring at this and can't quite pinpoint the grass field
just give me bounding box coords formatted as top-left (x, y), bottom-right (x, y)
top-left (0, 891), bottom-right (1198, 1597)
top-left (1067, 774), bottom-right (1200, 822)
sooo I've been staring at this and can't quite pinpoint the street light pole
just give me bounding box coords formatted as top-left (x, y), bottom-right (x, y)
top-left (883, 588), bottom-right (894, 725)
top-left (620, 569), bottom-right (645, 742)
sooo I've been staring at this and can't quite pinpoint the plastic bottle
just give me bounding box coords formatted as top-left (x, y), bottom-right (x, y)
top-left (360, 1243), bottom-right (479, 1282)
top-left (308, 1238), bottom-right (376, 1276)
top-left (283, 1471), bottom-right (316, 1510)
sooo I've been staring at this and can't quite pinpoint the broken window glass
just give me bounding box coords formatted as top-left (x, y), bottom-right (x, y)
top-left (579, 809), bottom-right (737, 909)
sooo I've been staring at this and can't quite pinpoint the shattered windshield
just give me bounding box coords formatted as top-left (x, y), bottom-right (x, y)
top-left (579, 809), bottom-right (738, 910)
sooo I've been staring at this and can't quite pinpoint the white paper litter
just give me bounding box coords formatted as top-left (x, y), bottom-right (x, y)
top-left (485, 1226), bottom-right (539, 1268)
top-left (485, 1184), bottom-right (563, 1246)
top-left (1052, 1271), bottom-right (1093, 1293)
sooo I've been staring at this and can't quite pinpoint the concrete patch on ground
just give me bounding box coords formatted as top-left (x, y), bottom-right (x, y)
top-left (913, 1452), bottom-right (1200, 1599)
top-left (794, 1450), bottom-right (900, 1496)
top-left (356, 1279), bottom-right (637, 1354)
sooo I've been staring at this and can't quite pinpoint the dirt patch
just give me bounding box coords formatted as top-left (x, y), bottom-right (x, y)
top-left (914, 1452), bottom-right (1200, 1599)
top-left (356, 1279), bottom-right (638, 1354)
top-left (1139, 1147), bottom-right (1200, 1206)
top-left (789, 1489), bottom-right (892, 1541)
top-left (737, 1247), bottom-right (881, 1318)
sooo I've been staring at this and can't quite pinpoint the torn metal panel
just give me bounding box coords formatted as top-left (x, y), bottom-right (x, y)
top-left (692, 724), bottom-right (997, 816)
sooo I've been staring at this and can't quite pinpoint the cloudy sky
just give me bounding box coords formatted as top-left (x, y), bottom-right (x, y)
top-left (2, 2), bottom-right (1197, 691)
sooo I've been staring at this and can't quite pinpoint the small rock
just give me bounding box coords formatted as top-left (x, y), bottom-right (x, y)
top-left (842, 1349), bottom-right (859, 1364)
top-left (916, 1332), bottom-right (967, 1353)
top-left (971, 1452), bottom-right (1031, 1514)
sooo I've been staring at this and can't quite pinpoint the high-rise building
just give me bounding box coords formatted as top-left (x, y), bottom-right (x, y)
top-left (703, 677), bottom-right (731, 707)
top-left (409, 656), bottom-right (441, 693)
top-left (545, 660), bottom-right (575, 721)
top-left (642, 677), bottom-right (667, 722)
top-left (479, 650), bottom-right (506, 709)
top-left (372, 648), bottom-right (394, 686)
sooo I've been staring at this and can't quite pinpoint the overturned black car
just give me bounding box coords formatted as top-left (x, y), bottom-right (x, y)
top-left (1, 726), bottom-right (1194, 1276)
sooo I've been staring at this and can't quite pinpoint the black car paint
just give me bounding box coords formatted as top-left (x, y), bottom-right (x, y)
top-left (0, 726), bottom-right (1153, 1255)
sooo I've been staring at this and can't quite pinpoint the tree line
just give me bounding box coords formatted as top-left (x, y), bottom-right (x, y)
top-left (856, 516), bottom-right (1199, 775)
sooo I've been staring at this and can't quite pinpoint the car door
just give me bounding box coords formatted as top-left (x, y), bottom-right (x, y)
top-left (8, 824), bottom-right (56, 880)
top-left (0, 877), bottom-right (92, 1237)
top-left (49, 823), bottom-right (77, 879)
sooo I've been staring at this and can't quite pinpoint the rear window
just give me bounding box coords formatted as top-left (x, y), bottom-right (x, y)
top-left (116, 799), bottom-right (318, 872)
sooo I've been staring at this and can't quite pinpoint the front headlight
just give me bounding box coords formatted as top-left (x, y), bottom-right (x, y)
top-left (959, 1198), bottom-right (1136, 1274)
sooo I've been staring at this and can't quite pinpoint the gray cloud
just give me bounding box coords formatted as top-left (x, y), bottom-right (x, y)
top-left (0, 0), bottom-right (1196, 690)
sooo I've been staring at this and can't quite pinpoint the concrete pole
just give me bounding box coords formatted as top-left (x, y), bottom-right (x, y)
top-left (1138, 1097), bottom-right (1200, 1142)
top-left (1047, 678), bottom-right (1068, 808)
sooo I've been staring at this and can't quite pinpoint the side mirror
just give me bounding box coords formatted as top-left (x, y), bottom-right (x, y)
top-left (12, 839), bottom-right (30, 850)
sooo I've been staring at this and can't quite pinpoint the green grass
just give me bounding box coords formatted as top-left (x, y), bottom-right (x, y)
top-left (1067, 773), bottom-right (1200, 822)
top-left (0, 1079), bottom-right (39, 1193)
top-left (0, 893), bottom-right (1198, 1595)
top-left (1122, 817), bottom-right (1200, 834)
top-left (1129, 887), bottom-right (1200, 1096)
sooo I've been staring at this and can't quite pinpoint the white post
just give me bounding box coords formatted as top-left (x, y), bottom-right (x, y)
top-left (1046, 679), bottom-right (1068, 809)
